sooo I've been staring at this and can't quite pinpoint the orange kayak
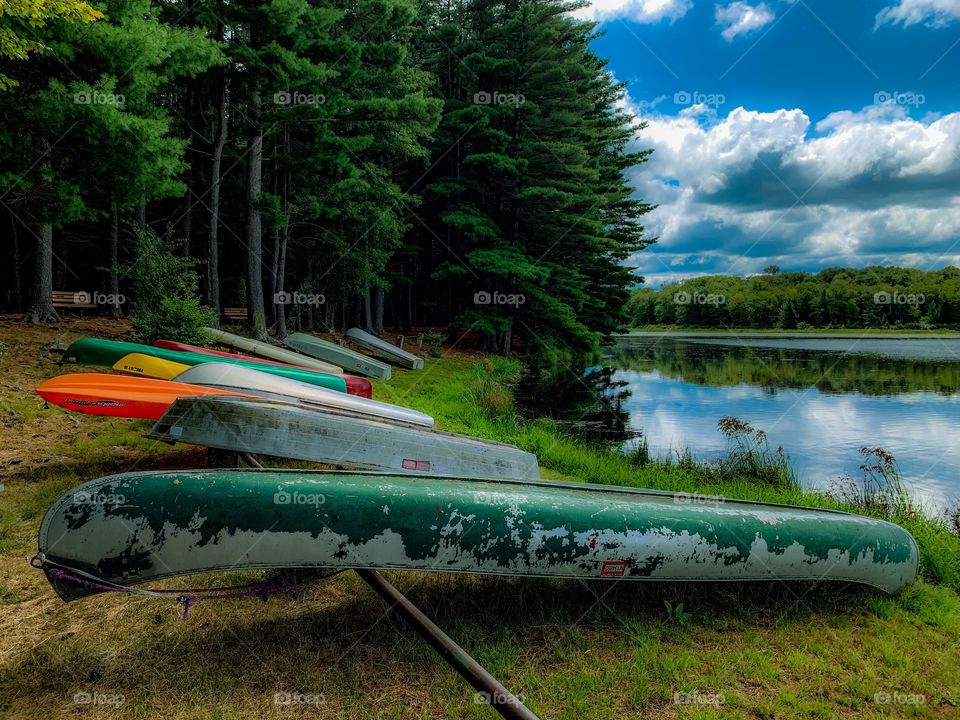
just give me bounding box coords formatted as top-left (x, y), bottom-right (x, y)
top-left (36, 374), bottom-right (252, 420)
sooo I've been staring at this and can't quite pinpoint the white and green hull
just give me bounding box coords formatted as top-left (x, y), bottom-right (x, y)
top-left (345, 328), bottom-right (424, 369)
top-left (285, 332), bottom-right (392, 380)
top-left (38, 469), bottom-right (920, 601)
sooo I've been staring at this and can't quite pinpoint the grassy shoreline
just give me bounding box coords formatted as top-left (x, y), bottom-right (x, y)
top-left (2, 320), bottom-right (959, 718)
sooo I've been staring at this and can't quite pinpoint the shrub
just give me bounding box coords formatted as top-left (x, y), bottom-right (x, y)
top-left (714, 416), bottom-right (798, 489)
top-left (944, 498), bottom-right (960, 537)
top-left (828, 447), bottom-right (918, 520)
top-left (126, 227), bottom-right (215, 344)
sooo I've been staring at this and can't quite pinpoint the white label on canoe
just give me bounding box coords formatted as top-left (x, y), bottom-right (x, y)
top-left (600, 560), bottom-right (627, 577)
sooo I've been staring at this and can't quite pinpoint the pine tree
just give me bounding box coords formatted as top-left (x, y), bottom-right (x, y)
top-left (1, 0), bottom-right (221, 322)
top-left (418, 0), bottom-right (653, 369)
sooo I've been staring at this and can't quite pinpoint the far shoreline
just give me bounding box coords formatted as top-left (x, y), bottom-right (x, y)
top-left (620, 327), bottom-right (960, 339)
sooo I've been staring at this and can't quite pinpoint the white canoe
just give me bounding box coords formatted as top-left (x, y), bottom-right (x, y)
top-left (345, 328), bottom-right (424, 370)
top-left (202, 327), bottom-right (343, 374)
top-left (174, 362), bottom-right (433, 427)
top-left (284, 332), bottom-right (392, 380)
top-left (147, 396), bottom-right (539, 480)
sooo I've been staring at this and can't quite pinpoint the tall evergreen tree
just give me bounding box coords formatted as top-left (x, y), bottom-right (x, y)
top-left (0, 0), bottom-right (221, 322)
top-left (418, 0), bottom-right (653, 368)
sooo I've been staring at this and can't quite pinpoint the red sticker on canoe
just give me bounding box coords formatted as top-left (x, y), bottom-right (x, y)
top-left (600, 560), bottom-right (627, 577)
top-left (402, 459), bottom-right (431, 472)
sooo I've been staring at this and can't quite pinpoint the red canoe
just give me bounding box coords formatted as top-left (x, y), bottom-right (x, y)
top-left (36, 374), bottom-right (253, 420)
top-left (153, 339), bottom-right (373, 398)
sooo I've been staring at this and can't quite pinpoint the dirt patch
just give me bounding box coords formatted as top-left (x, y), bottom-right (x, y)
top-left (0, 316), bottom-right (133, 475)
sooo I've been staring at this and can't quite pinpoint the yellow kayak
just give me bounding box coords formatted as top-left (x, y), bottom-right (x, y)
top-left (113, 353), bottom-right (190, 380)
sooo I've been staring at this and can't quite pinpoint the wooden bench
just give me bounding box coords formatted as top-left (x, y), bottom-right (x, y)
top-left (52, 291), bottom-right (97, 314)
top-left (222, 307), bottom-right (247, 322)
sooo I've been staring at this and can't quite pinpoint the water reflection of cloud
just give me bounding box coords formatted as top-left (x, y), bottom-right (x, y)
top-left (615, 367), bottom-right (959, 511)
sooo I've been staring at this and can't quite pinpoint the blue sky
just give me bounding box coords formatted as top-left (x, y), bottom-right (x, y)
top-left (576, 0), bottom-right (960, 285)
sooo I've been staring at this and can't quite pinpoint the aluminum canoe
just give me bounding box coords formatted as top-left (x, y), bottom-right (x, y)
top-left (284, 332), bottom-right (392, 380)
top-left (173, 363), bottom-right (432, 427)
top-left (146, 396), bottom-right (536, 478)
top-left (201, 327), bottom-right (343, 374)
top-left (60, 338), bottom-right (350, 394)
top-left (345, 328), bottom-right (424, 369)
top-left (37, 469), bottom-right (920, 601)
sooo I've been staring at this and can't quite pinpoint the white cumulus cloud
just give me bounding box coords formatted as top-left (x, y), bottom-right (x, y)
top-left (624, 99), bottom-right (960, 280)
top-left (715, 2), bottom-right (776, 40)
top-left (875, 0), bottom-right (960, 28)
top-left (572, 0), bottom-right (692, 23)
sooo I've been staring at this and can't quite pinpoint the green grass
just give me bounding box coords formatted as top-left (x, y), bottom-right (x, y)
top-left (1, 350), bottom-right (959, 718)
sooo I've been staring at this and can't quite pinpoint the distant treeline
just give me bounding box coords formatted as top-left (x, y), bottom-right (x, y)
top-left (627, 267), bottom-right (960, 329)
top-left (609, 339), bottom-right (960, 395)
top-left (0, 0), bottom-right (652, 371)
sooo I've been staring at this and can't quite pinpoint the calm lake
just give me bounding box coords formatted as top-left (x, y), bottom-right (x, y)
top-left (606, 334), bottom-right (960, 511)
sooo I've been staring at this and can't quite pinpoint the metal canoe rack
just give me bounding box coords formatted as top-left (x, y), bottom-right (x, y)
top-left (231, 451), bottom-right (540, 720)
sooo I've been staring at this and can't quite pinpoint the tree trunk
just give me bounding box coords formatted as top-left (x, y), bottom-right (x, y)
top-left (363, 281), bottom-right (373, 333)
top-left (274, 149), bottom-right (291, 341)
top-left (135, 203), bottom-right (146, 229)
top-left (406, 273), bottom-right (414, 332)
top-left (10, 211), bottom-right (22, 311)
top-left (304, 253), bottom-right (316, 329)
top-left (373, 286), bottom-right (384, 334)
top-left (181, 162), bottom-right (192, 256)
top-left (245, 86), bottom-right (267, 340)
top-left (24, 223), bottom-right (60, 323)
top-left (270, 224), bottom-right (280, 329)
top-left (207, 72), bottom-right (228, 326)
top-left (108, 199), bottom-right (122, 317)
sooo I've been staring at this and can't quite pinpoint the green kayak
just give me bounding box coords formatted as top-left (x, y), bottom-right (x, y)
top-left (60, 338), bottom-right (348, 393)
top-left (37, 470), bottom-right (919, 601)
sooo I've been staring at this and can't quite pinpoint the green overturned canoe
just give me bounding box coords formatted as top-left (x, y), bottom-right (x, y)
top-left (60, 338), bottom-right (348, 393)
top-left (37, 470), bottom-right (919, 601)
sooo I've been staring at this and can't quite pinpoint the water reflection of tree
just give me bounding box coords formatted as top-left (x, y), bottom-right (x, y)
top-left (516, 365), bottom-right (639, 446)
top-left (608, 339), bottom-right (960, 395)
